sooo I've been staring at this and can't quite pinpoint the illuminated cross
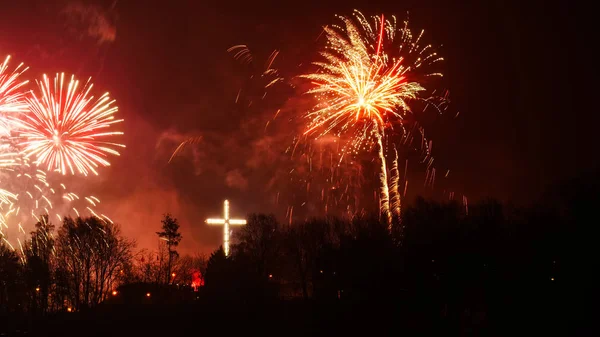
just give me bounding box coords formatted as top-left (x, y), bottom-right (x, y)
top-left (205, 199), bottom-right (246, 256)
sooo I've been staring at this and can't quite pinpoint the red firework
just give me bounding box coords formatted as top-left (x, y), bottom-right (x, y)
top-left (15, 73), bottom-right (124, 176)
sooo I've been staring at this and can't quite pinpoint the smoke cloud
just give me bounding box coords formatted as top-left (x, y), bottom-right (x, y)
top-left (62, 1), bottom-right (118, 45)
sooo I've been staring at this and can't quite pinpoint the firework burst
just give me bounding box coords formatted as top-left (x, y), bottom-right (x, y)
top-left (302, 10), bottom-right (444, 225)
top-left (14, 73), bottom-right (124, 176)
top-left (0, 58), bottom-right (119, 250)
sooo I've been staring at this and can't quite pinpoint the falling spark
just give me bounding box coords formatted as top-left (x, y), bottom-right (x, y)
top-left (0, 157), bottom-right (108, 249)
top-left (168, 136), bottom-right (203, 163)
top-left (226, 44), bottom-right (285, 110)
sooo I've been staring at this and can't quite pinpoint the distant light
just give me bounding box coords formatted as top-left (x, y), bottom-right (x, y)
top-left (146, 292), bottom-right (151, 297)
top-left (269, 274), bottom-right (273, 278)
top-left (550, 277), bottom-right (555, 281)
top-left (112, 290), bottom-right (118, 296)
top-left (35, 287), bottom-right (40, 292)
top-left (320, 270), bottom-right (323, 274)
top-left (171, 273), bottom-right (176, 277)
top-left (67, 307), bottom-right (72, 312)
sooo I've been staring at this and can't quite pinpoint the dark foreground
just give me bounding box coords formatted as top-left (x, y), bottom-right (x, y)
top-left (1, 294), bottom-right (595, 337)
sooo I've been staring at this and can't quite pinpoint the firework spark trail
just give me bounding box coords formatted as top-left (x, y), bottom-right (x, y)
top-left (227, 45), bottom-right (284, 105)
top-left (301, 10), bottom-right (444, 226)
top-left (168, 136), bottom-right (203, 164)
top-left (375, 128), bottom-right (391, 224)
top-left (281, 134), bottom-right (369, 220)
top-left (389, 144), bottom-right (401, 219)
top-left (14, 73), bottom-right (124, 176)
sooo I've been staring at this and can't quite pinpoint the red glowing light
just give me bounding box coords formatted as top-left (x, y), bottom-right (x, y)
top-left (191, 270), bottom-right (204, 291)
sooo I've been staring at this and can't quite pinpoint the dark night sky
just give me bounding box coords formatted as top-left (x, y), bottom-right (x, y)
top-left (0, 0), bottom-right (594, 254)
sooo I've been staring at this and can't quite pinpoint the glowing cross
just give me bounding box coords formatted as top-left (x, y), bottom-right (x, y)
top-left (205, 200), bottom-right (246, 256)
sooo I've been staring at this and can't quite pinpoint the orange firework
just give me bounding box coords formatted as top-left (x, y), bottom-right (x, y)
top-left (302, 11), bottom-right (444, 225)
top-left (15, 73), bottom-right (124, 176)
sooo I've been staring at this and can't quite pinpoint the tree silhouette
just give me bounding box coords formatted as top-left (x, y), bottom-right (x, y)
top-left (232, 213), bottom-right (281, 279)
top-left (156, 214), bottom-right (182, 284)
top-left (0, 239), bottom-right (24, 313)
top-left (25, 215), bottom-right (55, 314)
top-left (55, 216), bottom-right (133, 311)
top-left (203, 246), bottom-right (230, 300)
top-left (283, 218), bottom-right (332, 299)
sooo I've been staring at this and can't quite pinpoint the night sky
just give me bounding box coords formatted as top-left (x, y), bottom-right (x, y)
top-left (1, 0), bottom-right (594, 254)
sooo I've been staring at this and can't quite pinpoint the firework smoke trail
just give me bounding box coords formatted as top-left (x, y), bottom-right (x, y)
top-left (14, 73), bottom-right (124, 176)
top-left (301, 11), bottom-right (443, 226)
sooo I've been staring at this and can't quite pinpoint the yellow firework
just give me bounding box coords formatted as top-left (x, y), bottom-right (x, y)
top-left (303, 10), bottom-right (442, 141)
top-left (302, 10), bottom-right (444, 225)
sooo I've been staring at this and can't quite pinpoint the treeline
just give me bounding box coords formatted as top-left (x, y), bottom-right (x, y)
top-left (197, 186), bottom-right (593, 334)
top-left (205, 197), bottom-right (578, 305)
top-left (0, 216), bottom-right (133, 313)
top-left (0, 171), bottom-right (596, 335)
top-left (0, 213), bottom-right (205, 314)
